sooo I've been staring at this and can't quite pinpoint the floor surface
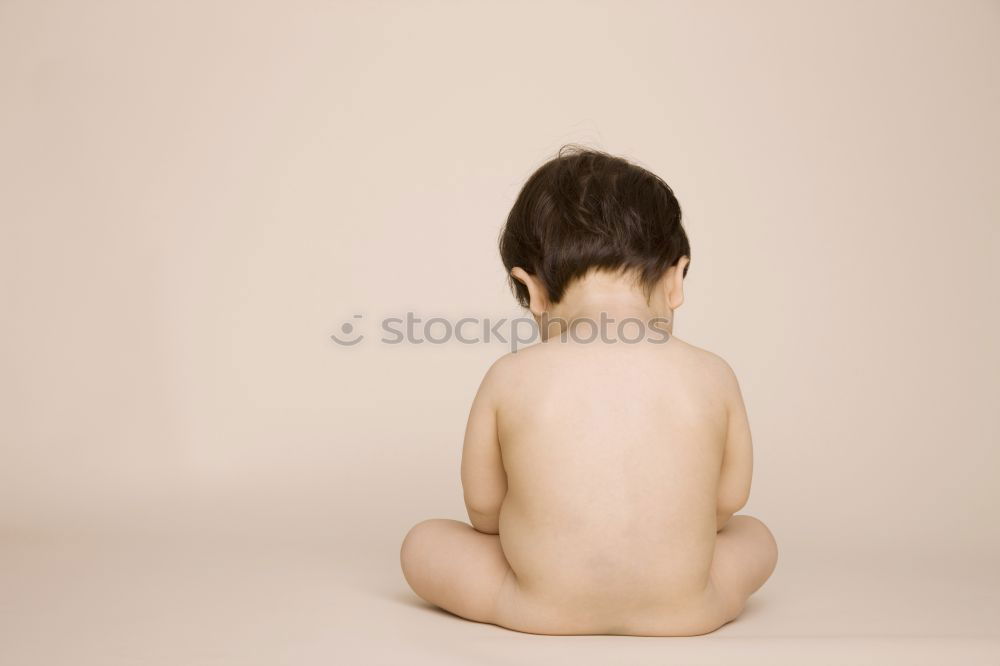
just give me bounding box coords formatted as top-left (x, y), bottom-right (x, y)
top-left (2, 524), bottom-right (998, 666)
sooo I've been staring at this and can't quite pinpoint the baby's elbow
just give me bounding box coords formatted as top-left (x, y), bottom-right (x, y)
top-left (466, 506), bottom-right (500, 534)
top-left (463, 494), bottom-right (502, 533)
top-left (715, 498), bottom-right (744, 532)
top-left (717, 489), bottom-right (749, 520)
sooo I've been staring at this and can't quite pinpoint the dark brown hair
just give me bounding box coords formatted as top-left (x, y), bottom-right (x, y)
top-left (499, 144), bottom-right (690, 307)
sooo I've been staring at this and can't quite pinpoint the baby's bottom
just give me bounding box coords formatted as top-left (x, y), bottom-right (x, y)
top-left (399, 515), bottom-right (777, 636)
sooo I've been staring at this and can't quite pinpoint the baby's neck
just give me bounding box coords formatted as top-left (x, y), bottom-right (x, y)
top-left (543, 271), bottom-right (673, 339)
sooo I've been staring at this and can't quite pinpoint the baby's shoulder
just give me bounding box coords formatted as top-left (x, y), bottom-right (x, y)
top-left (666, 336), bottom-right (741, 392)
top-left (473, 342), bottom-right (555, 402)
top-left (480, 344), bottom-right (541, 384)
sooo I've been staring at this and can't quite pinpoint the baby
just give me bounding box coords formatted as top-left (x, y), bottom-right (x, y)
top-left (400, 146), bottom-right (778, 636)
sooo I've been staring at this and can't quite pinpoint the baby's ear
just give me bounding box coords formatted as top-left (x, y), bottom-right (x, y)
top-left (510, 267), bottom-right (550, 318)
top-left (664, 256), bottom-right (689, 310)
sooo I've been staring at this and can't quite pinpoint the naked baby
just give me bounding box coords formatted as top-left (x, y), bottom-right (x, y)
top-left (400, 146), bottom-right (778, 636)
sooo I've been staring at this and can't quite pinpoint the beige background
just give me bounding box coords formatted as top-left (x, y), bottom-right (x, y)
top-left (2, 0), bottom-right (999, 664)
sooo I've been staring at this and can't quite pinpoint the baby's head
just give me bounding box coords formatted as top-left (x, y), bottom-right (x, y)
top-left (499, 145), bottom-right (690, 319)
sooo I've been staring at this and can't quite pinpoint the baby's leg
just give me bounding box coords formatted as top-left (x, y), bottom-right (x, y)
top-left (400, 518), bottom-right (514, 625)
top-left (708, 515), bottom-right (778, 623)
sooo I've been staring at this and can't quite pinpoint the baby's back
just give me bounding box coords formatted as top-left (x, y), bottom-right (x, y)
top-left (494, 336), bottom-right (731, 626)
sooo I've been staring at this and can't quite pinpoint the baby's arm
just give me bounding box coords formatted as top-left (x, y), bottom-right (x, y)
top-left (716, 363), bottom-right (753, 531)
top-left (460, 363), bottom-right (508, 535)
